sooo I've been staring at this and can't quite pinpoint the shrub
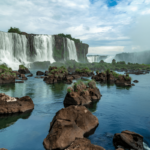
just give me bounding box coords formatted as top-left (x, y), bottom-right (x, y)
top-left (8, 27), bottom-right (21, 34)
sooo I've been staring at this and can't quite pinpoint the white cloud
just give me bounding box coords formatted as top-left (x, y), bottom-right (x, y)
top-left (0, 0), bottom-right (150, 54)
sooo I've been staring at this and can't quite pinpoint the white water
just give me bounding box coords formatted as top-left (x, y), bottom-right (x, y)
top-left (0, 32), bottom-right (55, 70)
top-left (87, 55), bottom-right (99, 63)
top-left (104, 55), bottom-right (115, 63)
top-left (144, 142), bottom-right (150, 150)
top-left (0, 31), bottom-right (28, 70)
top-left (33, 35), bottom-right (55, 63)
top-left (67, 38), bottom-right (78, 62)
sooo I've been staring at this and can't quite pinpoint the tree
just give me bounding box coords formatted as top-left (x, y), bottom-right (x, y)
top-left (8, 27), bottom-right (21, 34)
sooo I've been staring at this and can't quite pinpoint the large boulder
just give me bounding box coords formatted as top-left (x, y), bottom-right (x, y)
top-left (65, 138), bottom-right (105, 150)
top-left (64, 81), bottom-right (101, 106)
top-left (18, 65), bottom-right (30, 74)
top-left (113, 130), bottom-right (143, 150)
top-left (43, 105), bottom-right (99, 150)
top-left (0, 93), bottom-right (34, 114)
top-left (0, 65), bottom-right (16, 84)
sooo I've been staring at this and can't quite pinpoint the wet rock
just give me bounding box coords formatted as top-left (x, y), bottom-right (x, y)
top-left (0, 93), bottom-right (34, 114)
top-left (113, 130), bottom-right (143, 150)
top-left (0, 148), bottom-right (8, 150)
top-left (64, 81), bottom-right (101, 106)
top-left (27, 74), bottom-right (33, 77)
top-left (131, 83), bottom-right (135, 86)
top-left (18, 65), bottom-right (30, 74)
top-left (19, 74), bottom-right (28, 80)
top-left (65, 138), bottom-right (105, 150)
top-left (36, 71), bottom-right (44, 75)
top-left (133, 80), bottom-right (139, 83)
top-left (0, 65), bottom-right (16, 84)
top-left (15, 81), bottom-right (24, 83)
top-left (43, 105), bottom-right (99, 150)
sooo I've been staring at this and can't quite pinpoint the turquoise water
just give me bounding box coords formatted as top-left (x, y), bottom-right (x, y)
top-left (0, 70), bottom-right (150, 150)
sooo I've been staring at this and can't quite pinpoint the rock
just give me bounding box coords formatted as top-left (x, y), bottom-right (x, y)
top-left (65, 138), bottom-right (105, 150)
top-left (65, 79), bottom-right (72, 84)
top-left (0, 65), bottom-right (16, 84)
top-left (36, 71), bottom-right (44, 75)
top-left (18, 66), bottom-right (30, 74)
top-left (64, 81), bottom-right (101, 106)
top-left (15, 81), bottom-right (24, 83)
top-left (133, 80), bottom-right (139, 83)
top-left (27, 74), bottom-right (33, 77)
top-left (113, 130), bottom-right (143, 150)
top-left (0, 148), bottom-right (8, 150)
top-left (19, 74), bottom-right (28, 80)
top-left (0, 93), bottom-right (34, 114)
top-left (12, 71), bottom-right (20, 76)
top-left (43, 105), bottom-right (99, 150)
top-left (116, 148), bottom-right (124, 150)
top-left (131, 83), bottom-right (135, 86)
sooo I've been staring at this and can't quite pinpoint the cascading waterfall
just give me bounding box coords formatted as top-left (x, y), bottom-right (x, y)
top-left (0, 31), bottom-right (28, 70)
top-left (0, 32), bottom-right (56, 70)
top-left (33, 35), bottom-right (55, 63)
top-left (67, 38), bottom-right (78, 62)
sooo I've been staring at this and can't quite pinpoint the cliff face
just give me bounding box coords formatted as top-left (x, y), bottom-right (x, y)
top-left (54, 35), bottom-right (89, 62)
top-left (115, 51), bottom-right (150, 64)
top-left (20, 33), bottom-right (89, 62)
top-left (75, 42), bottom-right (88, 63)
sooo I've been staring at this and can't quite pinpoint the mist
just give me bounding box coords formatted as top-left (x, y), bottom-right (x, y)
top-left (130, 14), bottom-right (150, 52)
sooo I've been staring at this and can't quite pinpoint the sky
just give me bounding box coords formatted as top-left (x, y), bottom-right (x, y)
top-left (0, 0), bottom-right (150, 55)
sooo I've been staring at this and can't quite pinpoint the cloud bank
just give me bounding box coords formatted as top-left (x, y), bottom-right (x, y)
top-left (0, 0), bottom-right (150, 55)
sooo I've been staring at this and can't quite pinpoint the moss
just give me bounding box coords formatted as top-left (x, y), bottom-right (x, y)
top-left (19, 65), bottom-right (26, 69)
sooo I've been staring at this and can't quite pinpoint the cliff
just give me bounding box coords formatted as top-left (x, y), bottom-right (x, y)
top-left (54, 35), bottom-right (88, 62)
top-left (20, 32), bottom-right (89, 62)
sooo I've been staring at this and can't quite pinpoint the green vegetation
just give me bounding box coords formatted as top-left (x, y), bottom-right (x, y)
top-left (0, 65), bottom-right (16, 78)
top-left (19, 65), bottom-right (26, 69)
top-left (75, 67), bottom-right (91, 73)
top-left (8, 27), bottom-right (21, 34)
top-left (58, 33), bottom-right (82, 43)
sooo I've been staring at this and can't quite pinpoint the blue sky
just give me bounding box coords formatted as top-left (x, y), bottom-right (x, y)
top-left (0, 0), bottom-right (150, 55)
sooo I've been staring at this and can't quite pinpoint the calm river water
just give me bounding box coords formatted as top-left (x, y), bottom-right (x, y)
top-left (0, 70), bottom-right (150, 150)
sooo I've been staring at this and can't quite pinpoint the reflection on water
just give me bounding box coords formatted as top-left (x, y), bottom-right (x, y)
top-left (0, 70), bottom-right (150, 150)
top-left (0, 111), bottom-right (32, 130)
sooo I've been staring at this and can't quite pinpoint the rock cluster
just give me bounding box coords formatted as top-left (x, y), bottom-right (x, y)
top-left (0, 93), bottom-right (34, 114)
top-left (92, 70), bottom-right (131, 86)
top-left (43, 105), bottom-right (100, 150)
top-left (64, 80), bottom-right (101, 107)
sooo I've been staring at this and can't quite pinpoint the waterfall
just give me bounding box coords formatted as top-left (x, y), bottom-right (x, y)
top-left (66, 38), bottom-right (78, 62)
top-left (0, 31), bottom-right (28, 70)
top-left (87, 55), bottom-right (108, 63)
top-left (33, 35), bottom-right (55, 63)
top-left (0, 32), bottom-right (56, 70)
top-left (104, 55), bottom-right (115, 63)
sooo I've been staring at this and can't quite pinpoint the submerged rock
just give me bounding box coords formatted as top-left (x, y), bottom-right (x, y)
top-left (133, 80), bottom-right (139, 83)
top-left (0, 93), bottom-right (34, 114)
top-left (43, 105), bottom-right (99, 150)
top-left (65, 138), bottom-right (105, 150)
top-left (113, 130), bottom-right (143, 150)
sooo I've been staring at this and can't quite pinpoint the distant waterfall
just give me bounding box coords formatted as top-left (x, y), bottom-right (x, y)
top-left (104, 56), bottom-right (115, 63)
top-left (0, 31), bottom-right (28, 70)
top-left (67, 38), bottom-right (78, 62)
top-left (33, 35), bottom-right (55, 63)
top-left (0, 31), bottom-right (55, 70)
top-left (87, 55), bottom-right (108, 63)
